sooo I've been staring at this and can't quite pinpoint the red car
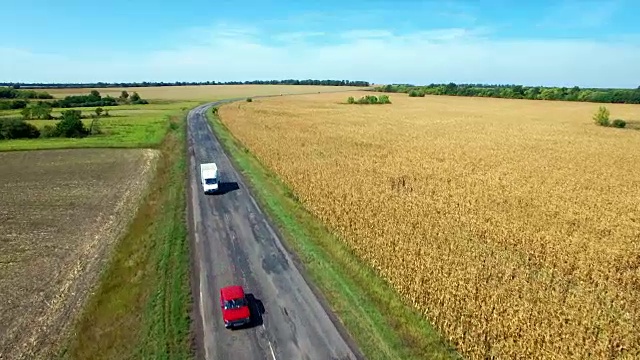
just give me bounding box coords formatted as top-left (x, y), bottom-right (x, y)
top-left (219, 285), bottom-right (251, 329)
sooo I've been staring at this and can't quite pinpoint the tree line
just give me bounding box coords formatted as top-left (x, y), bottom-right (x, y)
top-left (2, 79), bottom-right (371, 89)
top-left (374, 83), bottom-right (640, 104)
top-left (50, 90), bottom-right (148, 108)
top-left (0, 87), bottom-right (54, 99)
top-left (1, 89), bottom-right (148, 112)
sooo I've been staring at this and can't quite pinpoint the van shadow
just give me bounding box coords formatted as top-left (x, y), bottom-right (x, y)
top-left (210, 182), bottom-right (239, 195)
top-left (232, 293), bottom-right (265, 330)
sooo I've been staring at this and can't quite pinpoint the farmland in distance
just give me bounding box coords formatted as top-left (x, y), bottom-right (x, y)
top-left (217, 92), bottom-right (640, 359)
top-left (0, 148), bottom-right (158, 359)
top-left (38, 84), bottom-right (370, 101)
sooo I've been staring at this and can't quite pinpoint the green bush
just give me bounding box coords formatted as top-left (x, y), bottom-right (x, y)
top-left (246, 97), bottom-right (253, 102)
top-left (40, 124), bottom-right (59, 138)
top-left (612, 119), bottom-right (627, 128)
top-left (408, 89), bottom-right (425, 97)
top-left (21, 102), bottom-right (53, 120)
top-left (88, 116), bottom-right (103, 135)
top-left (348, 95), bottom-right (392, 105)
top-left (0, 99), bottom-right (28, 110)
top-left (593, 106), bottom-right (610, 127)
top-left (56, 110), bottom-right (89, 138)
top-left (0, 118), bottom-right (41, 140)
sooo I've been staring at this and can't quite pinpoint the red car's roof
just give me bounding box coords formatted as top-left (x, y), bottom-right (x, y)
top-left (220, 285), bottom-right (245, 300)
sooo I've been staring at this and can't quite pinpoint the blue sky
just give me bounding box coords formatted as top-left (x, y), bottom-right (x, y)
top-left (2, 0), bottom-right (640, 87)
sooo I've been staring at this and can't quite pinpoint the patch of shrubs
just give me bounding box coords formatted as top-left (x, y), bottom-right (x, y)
top-left (246, 97), bottom-right (253, 102)
top-left (408, 89), bottom-right (426, 97)
top-left (612, 119), bottom-right (627, 128)
top-left (0, 118), bottom-right (40, 140)
top-left (0, 110), bottom-right (90, 140)
top-left (593, 106), bottom-right (627, 129)
top-left (21, 102), bottom-right (53, 120)
top-left (49, 90), bottom-right (149, 108)
top-left (0, 87), bottom-right (53, 99)
top-left (0, 99), bottom-right (28, 110)
top-left (347, 95), bottom-right (392, 104)
top-left (0, 89), bottom-right (149, 113)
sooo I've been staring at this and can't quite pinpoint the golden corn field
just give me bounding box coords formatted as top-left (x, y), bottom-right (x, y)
top-left (218, 92), bottom-right (640, 359)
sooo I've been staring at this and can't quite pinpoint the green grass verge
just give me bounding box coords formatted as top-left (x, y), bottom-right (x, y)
top-left (207, 106), bottom-right (461, 360)
top-left (56, 112), bottom-right (192, 359)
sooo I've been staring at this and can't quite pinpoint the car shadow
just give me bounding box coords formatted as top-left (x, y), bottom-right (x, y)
top-left (231, 293), bottom-right (265, 330)
top-left (208, 181), bottom-right (239, 196)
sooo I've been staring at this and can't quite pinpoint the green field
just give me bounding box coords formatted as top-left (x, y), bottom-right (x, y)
top-left (0, 101), bottom-right (198, 151)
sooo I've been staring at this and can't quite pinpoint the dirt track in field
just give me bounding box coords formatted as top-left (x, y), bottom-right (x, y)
top-left (0, 148), bottom-right (159, 360)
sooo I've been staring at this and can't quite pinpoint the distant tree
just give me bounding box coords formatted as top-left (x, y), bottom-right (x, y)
top-left (56, 110), bottom-right (89, 138)
top-left (120, 90), bottom-right (129, 101)
top-left (95, 107), bottom-right (103, 117)
top-left (14, 100), bottom-right (28, 109)
top-left (34, 102), bottom-right (52, 119)
top-left (0, 79), bottom-right (371, 89)
top-left (20, 107), bottom-right (31, 120)
top-left (90, 90), bottom-right (101, 98)
top-left (130, 92), bottom-right (141, 102)
top-left (89, 116), bottom-right (102, 135)
top-left (372, 82), bottom-right (640, 105)
top-left (20, 102), bottom-right (52, 120)
top-left (593, 106), bottom-right (610, 127)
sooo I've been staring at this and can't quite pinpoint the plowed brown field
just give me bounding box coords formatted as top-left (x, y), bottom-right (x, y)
top-left (0, 148), bottom-right (158, 359)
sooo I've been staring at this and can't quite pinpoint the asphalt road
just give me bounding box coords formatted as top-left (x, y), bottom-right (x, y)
top-left (186, 100), bottom-right (363, 360)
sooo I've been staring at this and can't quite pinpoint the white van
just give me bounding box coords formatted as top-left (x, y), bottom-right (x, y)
top-left (200, 163), bottom-right (219, 194)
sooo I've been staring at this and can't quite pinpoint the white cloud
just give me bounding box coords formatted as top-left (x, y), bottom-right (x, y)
top-left (2, 22), bottom-right (640, 88)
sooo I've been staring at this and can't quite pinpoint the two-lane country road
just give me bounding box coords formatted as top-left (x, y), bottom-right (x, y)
top-left (187, 101), bottom-right (363, 360)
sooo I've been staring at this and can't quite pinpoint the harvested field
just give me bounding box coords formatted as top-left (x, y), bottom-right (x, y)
top-left (218, 92), bottom-right (640, 359)
top-left (37, 84), bottom-right (369, 101)
top-left (0, 148), bottom-right (159, 360)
